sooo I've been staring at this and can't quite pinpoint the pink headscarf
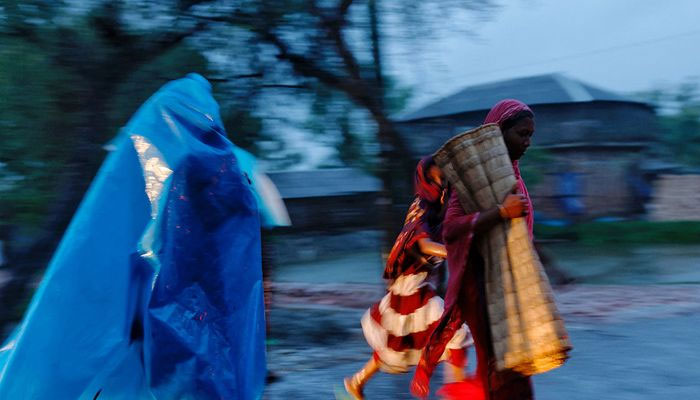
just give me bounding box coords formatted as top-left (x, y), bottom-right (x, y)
top-left (483, 98), bottom-right (533, 126)
top-left (484, 99), bottom-right (535, 236)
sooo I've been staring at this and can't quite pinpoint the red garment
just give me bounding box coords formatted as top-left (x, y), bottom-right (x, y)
top-left (437, 378), bottom-right (485, 400)
top-left (365, 158), bottom-right (471, 373)
top-left (384, 156), bottom-right (443, 280)
top-left (513, 160), bottom-right (534, 238)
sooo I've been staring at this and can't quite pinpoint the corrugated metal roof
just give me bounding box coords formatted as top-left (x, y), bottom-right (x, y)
top-left (267, 168), bottom-right (382, 199)
top-left (395, 73), bottom-right (645, 122)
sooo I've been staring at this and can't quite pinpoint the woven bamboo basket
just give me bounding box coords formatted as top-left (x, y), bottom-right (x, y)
top-left (433, 123), bottom-right (571, 375)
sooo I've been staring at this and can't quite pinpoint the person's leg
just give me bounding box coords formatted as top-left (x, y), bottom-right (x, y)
top-left (459, 256), bottom-right (493, 394)
top-left (261, 232), bottom-right (281, 384)
top-left (445, 348), bottom-right (466, 382)
top-left (344, 354), bottom-right (380, 400)
top-left (261, 232), bottom-right (274, 336)
top-left (410, 304), bottom-right (465, 398)
top-left (463, 257), bottom-right (534, 400)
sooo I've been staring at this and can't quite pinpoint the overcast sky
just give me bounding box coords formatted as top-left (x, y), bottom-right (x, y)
top-left (387, 0), bottom-right (700, 111)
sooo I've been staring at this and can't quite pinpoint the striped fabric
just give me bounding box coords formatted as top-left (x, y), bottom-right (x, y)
top-left (361, 271), bottom-right (472, 373)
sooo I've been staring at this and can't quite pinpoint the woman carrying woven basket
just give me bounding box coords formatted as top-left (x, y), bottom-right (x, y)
top-left (410, 99), bottom-right (541, 400)
top-left (344, 157), bottom-right (473, 399)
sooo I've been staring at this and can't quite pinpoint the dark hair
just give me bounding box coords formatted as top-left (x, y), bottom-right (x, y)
top-left (422, 155), bottom-right (436, 170)
top-left (500, 110), bottom-right (534, 131)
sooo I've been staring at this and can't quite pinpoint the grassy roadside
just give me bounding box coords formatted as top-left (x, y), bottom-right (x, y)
top-left (535, 221), bottom-right (700, 245)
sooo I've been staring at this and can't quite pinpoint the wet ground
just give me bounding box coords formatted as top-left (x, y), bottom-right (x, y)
top-left (264, 244), bottom-right (700, 399)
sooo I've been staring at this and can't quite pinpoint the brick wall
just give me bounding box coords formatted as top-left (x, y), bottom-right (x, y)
top-left (647, 175), bottom-right (700, 221)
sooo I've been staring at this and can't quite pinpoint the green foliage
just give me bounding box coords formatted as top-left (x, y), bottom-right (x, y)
top-left (0, 38), bottom-right (79, 229)
top-left (519, 147), bottom-right (555, 187)
top-left (107, 46), bottom-right (210, 134)
top-left (383, 75), bottom-right (414, 116)
top-left (220, 108), bottom-right (265, 154)
top-left (535, 221), bottom-right (700, 245)
top-left (636, 78), bottom-right (700, 165)
top-left (0, 0), bottom-right (498, 234)
top-left (299, 83), bottom-right (372, 168)
top-left (0, 35), bottom-right (210, 233)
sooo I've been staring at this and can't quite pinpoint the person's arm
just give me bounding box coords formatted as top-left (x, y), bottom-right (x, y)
top-left (473, 193), bottom-right (529, 233)
top-left (417, 238), bottom-right (447, 258)
top-left (443, 191), bottom-right (479, 242)
top-left (444, 186), bottom-right (529, 240)
top-left (472, 207), bottom-right (503, 235)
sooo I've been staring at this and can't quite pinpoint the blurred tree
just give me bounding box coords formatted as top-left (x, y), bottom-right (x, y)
top-left (188, 0), bottom-right (498, 246)
top-left (0, 0), bottom-right (214, 333)
top-left (519, 147), bottom-right (555, 188)
top-left (636, 78), bottom-right (700, 165)
top-left (0, 0), bottom-right (500, 334)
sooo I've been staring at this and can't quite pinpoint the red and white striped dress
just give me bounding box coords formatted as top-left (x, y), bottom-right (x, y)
top-left (361, 198), bottom-right (472, 373)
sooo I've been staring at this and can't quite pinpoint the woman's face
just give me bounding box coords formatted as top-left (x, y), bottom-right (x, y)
top-left (428, 165), bottom-right (444, 187)
top-left (503, 117), bottom-right (535, 161)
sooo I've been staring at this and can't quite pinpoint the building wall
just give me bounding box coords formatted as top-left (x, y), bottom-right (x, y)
top-left (269, 194), bottom-right (383, 263)
top-left (647, 174), bottom-right (700, 221)
top-left (281, 194), bottom-right (381, 231)
top-left (529, 147), bottom-right (645, 219)
top-left (528, 102), bottom-right (657, 145)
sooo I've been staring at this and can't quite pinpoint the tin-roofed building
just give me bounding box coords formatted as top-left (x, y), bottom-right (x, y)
top-left (268, 168), bottom-right (382, 230)
top-left (266, 168), bottom-right (383, 262)
top-left (394, 73), bottom-right (658, 219)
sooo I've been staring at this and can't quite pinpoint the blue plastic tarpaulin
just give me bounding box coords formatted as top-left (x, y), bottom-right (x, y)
top-left (0, 73), bottom-right (266, 399)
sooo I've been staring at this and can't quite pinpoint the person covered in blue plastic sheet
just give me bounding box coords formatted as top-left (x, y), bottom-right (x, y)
top-left (0, 73), bottom-right (267, 399)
